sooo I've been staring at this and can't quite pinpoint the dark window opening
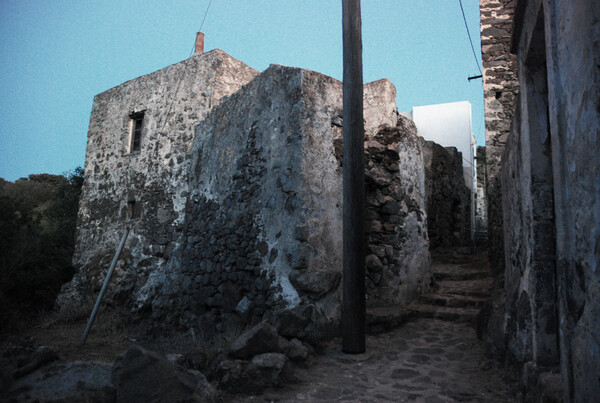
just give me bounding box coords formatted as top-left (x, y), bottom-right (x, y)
top-left (127, 200), bottom-right (137, 219)
top-left (495, 91), bottom-right (502, 99)
top-left (128, 111), bottom-right (145, 153)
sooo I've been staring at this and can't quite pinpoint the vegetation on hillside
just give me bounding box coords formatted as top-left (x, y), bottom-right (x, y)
top-left (0, 168), bottom-right (84, 322)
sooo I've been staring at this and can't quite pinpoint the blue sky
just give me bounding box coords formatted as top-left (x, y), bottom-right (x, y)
top-left (0, 0), bottom-right (483, 181)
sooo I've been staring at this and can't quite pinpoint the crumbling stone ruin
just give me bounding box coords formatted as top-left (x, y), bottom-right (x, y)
top-left (479, 0), bottom-right (600, 401)
top-left (57, 48), bottom-right (433, 342)
top-left (420, 139), bottom-right (471, 248)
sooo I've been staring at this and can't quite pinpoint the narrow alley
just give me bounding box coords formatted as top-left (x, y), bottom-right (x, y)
top-left (229, 248), bottom-right (518, 402)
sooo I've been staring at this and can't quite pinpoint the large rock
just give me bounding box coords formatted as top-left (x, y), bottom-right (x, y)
top-left (273, 304), bottom-right (339, 344)
top-left (111, 345), bottom-right (217, 402)
top-left (228, 322), bottom-right (289, 359)
top-left (216, 353), bottom-right (292, 395)
top-left (7, 361), bottom-right (114, 402)
top-left (251, 353), bottom-right (293, 387)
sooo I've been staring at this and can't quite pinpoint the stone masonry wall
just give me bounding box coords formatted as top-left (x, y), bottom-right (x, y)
top-left (475, 146), bottom-right (487, 237)
top-left (58, 50), bottom-right (432, 342)
top-left (360, 118), bottom-right (432, 307)
top-left (502, 1), bottom-right (600, 400)
top-left (420, 139), bottom-right (471, 249)
top-left (480, 0), bottom-right (519, 277)
top-left (57, 50), bottom-right (259, 316)
top-left (164, 66), bottom-right (431, 339)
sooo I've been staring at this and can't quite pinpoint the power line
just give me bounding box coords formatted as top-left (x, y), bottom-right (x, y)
top-left (165, 0), bottom-right (215, 136)
top-left (188, 0), bottom-right (214, 58)
top-left (458, 0), bottom-right (483, 76)
top-left (199, 0), bottom-right (213, 33)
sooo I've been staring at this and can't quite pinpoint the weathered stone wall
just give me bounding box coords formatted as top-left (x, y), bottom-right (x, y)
top-left (57, 50), bottom-right (259, 315)
top-left (364, 118), bottom-right (432, 307)
top-left (483, 0), bottom-right (600, 400)
top-left (475, 146), bottom-right (487, 238)
top-left (59, 49), bottom-right (432, 343)
top-left (480, 0), bottom-right (519, 276)
top-left (420, 139), bottom-right (471, 248)
top-left (167, 66), bottom-right (431, 339)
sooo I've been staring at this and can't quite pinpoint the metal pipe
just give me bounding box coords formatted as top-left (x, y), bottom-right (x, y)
top-left (81, 227), bottom-right (130, 346)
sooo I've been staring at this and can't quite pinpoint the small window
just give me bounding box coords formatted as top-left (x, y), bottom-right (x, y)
top-left (128, 111), bottom-right (145, 153)
top-left (127, 200), bottom-right (137, 219)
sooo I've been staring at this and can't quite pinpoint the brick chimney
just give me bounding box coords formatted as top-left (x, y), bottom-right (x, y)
top-left (195, 32), bottom-right (205, 55)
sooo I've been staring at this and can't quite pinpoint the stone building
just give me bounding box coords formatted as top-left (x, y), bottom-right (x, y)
top-left (420, 139), bottom-right (471, 249)
top-left (480, 0), bottom-right (520, 277)
top-left (58, 42), bottom-right (432, 340)
top-left (479, 0), bottom-right (600, 400)
top-left (402, 101), bottom-right (478, 244)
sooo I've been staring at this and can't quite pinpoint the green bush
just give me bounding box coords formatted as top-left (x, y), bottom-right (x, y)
top-left (0, 168), bottom-right (84, 311)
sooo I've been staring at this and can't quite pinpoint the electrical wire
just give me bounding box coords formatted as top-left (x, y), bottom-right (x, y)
top-left (199, 0), bottom-right (213, 33)
top-left (188, 0), bottom-right (214, 58)
top-left (458, 0), bottom-right (483, 76)
top-left (162, 0), bottom-right (215, 136)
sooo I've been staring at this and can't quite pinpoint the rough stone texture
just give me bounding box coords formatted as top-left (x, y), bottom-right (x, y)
top-left (7, 361), bottom-right (114, 402)
top-left (226, 319), bottom-right (516, 402)
top-left (486, 1), bottom-right (600, 401)
top-left (228, 322), bottom-right (289, 360)
top-left (475, 146), bottom-right (488, 243)
top-left (362, 119), bottom-right (432, 306)
top-left (216, 354), bottom-right (292, 396)
top-left (59, 49), bottom-right (431, 341)
top-left (112, 344), bottom-right (217, 402)
top-left (480, 0), bottom-right (519, 277)
top-left (173, 66), bottom-right (430, 334)
top-left (177, 65), bottom-right (346, 330)
top-left (363, 78), bottom-right (398, 139)
top-left (420, 139), bottom-right (471, 248)
top-left (57, 49), bottom-right (259, 317)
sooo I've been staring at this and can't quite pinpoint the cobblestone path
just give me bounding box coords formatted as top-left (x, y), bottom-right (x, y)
top-left (233, 250), bottom-right (516, 402)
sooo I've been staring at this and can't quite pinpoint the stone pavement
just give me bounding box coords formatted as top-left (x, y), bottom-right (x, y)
top-left (229, 250), bottom-right (516, 402)
top-left (232, 319), bottom-right (514, 402)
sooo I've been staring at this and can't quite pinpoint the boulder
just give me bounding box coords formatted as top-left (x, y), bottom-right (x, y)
top-left (251, 353), bottom-right (293, 387)
top-left (216, 354), bottom-right (292, 395)
top-left (228, 322), bottom-right (289, 359)
top-left (284, 338), bottom-right (309, 362)
top-left (274, 304), bottom-right (339, 343)
top-left (288, 269), bottom-right (341, 299)
top-left (111, 344), bottom-right (217, 403)
top-left (275, 305), bottom-right (316, 339)
top-left (7, 361), bottom-right (114, 402)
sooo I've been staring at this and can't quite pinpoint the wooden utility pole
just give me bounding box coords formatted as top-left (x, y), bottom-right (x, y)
top-left (341, 0), bottom-right (366, 354)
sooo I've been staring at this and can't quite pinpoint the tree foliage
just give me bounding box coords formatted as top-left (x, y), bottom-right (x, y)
top-left (0, 167), bottom-right (84, 311)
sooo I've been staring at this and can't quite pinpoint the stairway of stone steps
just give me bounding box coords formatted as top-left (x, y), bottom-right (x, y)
top-left (366, 248), bottom-right (493, 333)
top-left (406, 248), bottom-right (492, 323)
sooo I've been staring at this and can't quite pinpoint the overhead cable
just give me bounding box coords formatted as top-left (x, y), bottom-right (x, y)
top-left (458, 0), bottom-right (483, 76)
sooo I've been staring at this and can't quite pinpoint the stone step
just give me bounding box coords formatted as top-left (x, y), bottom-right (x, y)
top-left (433, 269), bottom-right (490, 282)
top-left (407, 303), bottom-right (480, 323)
top-left (415, 293), bottom-right (488, 309)
top-left (436, 278), bottom-right (493, 299)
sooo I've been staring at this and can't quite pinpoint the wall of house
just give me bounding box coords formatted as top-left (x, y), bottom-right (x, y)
top-left (56, 50), bottom-right (259, 316)
top-left (475, 146), bottom-right (487, 239)
top-left (163, 66), bottom-right (431, 340)
top-left (490, 0), bottom-right (600, 400)
top-left (421, 139), bottom-right (471, 248)
top-left (364, 117), bottom-right (432, 307)
top-left (480, 0), bottom-right (519, 276)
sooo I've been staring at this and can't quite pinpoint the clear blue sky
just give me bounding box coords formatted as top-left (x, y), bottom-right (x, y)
top-left (0, 0), bottom-right (483, 182)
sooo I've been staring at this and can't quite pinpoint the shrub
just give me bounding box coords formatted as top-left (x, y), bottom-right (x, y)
top-left (0, 168), bottom-right (84, 313)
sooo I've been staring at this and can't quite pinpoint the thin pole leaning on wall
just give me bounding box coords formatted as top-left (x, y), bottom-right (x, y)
top-left (81, 227), bottom-right (130, 346)
top-left (341, 0), bottom-right (366, 354)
